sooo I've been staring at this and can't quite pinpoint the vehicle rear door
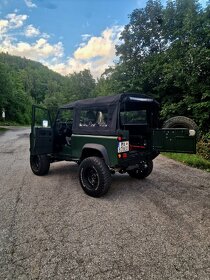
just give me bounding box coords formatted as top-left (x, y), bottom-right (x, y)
top-left (30, 105), bottom-right (53, 155)
top-left (152, 128), bottom-right (196, 153)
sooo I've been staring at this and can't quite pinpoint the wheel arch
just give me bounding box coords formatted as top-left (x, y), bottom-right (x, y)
top-left (81, 144), bottom-right (110, 166)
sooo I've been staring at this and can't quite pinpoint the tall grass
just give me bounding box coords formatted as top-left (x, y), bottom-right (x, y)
top-left (163, 153), bottom-right (210, 172)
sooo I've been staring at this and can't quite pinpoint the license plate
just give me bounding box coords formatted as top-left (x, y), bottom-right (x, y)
top-left (118, 141), bottom-right (129, 153)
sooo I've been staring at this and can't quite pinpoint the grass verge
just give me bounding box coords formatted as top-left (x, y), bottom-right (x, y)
top-left (0, 127), bottom-right (7, 132)
top-left (162, 153), bottom-right (210, 172)
top-left (0, 121), bottom-right (22, 126)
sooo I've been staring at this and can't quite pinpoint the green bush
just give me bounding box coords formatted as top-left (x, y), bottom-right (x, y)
top-left (197, 134), bottom-right (210, 161)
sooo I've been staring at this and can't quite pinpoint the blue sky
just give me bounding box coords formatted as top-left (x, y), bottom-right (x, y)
top-left (0, 0), bottom-right (207, 78)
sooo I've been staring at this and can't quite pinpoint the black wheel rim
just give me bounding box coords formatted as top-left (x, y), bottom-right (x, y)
top-left (136, 169), bottom-right (142, 175)
top-left (83, 167), bottom-right (99, 190)
top-left (31, 156), bottom-right (40, 172)
top-left (140, 161), bottom-right (148, 172)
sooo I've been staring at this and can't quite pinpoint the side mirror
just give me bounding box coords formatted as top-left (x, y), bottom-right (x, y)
top-left (42, 120), bottom-right (48, 127)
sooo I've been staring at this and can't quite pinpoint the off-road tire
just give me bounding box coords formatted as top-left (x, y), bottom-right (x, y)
top-left (30, 155), bottom-right (50, 176)
top-left (163, 116), bottom-right (200, 139)
top-left (79, 156), bottom-right (111, 197)
top-left (128, 160), bottom-right (153, 179)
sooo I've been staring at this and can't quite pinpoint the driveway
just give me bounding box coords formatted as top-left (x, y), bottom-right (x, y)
top-left (0, 128), bottom-right (209, 279)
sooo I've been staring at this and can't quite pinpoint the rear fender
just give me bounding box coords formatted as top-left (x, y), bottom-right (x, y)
top-left (81, 144), bottom-right (110, 166)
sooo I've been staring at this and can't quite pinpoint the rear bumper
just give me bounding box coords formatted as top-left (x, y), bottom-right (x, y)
top-left (115, 150), bottom-right (159, 169)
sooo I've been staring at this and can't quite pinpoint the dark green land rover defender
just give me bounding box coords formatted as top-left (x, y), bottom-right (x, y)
top-left (30, 93), bottom-right (196, 197)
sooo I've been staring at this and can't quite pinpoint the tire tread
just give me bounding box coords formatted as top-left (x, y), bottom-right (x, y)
top-left (30, 155), bottom-right (50, 176)
top-left (79, 156), bottom-right (111, 197)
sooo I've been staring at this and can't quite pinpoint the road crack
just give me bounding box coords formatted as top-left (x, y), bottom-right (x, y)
top-left (7, 165), bottom-right (28, 278)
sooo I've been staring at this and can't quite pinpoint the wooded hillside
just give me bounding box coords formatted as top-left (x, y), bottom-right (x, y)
top-left (0, 53), bottom-right (95, 123)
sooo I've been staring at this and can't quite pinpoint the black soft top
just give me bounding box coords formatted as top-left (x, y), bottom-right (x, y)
top-left (60, 93), bottom-right (159, 135)
top-left (60, 93), bottom-right (159, 109)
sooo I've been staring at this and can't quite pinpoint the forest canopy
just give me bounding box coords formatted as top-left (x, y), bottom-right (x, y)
top-left (0, 0), bottom-right (209, 133)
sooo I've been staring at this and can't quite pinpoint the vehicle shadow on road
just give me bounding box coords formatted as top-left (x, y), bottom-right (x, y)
top-left (49, 162), bottom-right (78, 177)
top-left (47, 162), bottom-right (152, 199)
top-left (108, 173), bottom-right (153, 199)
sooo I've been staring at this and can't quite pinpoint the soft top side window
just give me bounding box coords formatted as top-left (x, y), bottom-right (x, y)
top-left (79, 108), bottom-right (109, 128)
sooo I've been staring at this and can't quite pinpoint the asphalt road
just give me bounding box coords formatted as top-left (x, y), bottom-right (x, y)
top-left (0, 128), bottom-right (209, 280)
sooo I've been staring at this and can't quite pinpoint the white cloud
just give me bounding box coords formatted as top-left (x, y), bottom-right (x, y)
top-left (0, 19), bottom-right (9, 34)
top-left (49, 26), bottom-right (123, 78)
top-left (81, 34), bottom-right (91, 41)
top-left (48, 55), bottom-right (115, 79)
top-left (24, 0), bottom-right (37, 8)
top-left (0, 37), bottom-right (64, 61)
top-left (5, 13), bottom-right (28, 30)
top-left (42, 32), bottom-right (50, 39)
top-left (0, 13), bottom-right (28, 36)
top-left (74, 28), bottom-right (118, 60)
top-left (0, 13), bottom-right (61, 61)
top-left (78, 42), bottom-right (86, 48)
top-left (25, 24), bottom-right (40, 37)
